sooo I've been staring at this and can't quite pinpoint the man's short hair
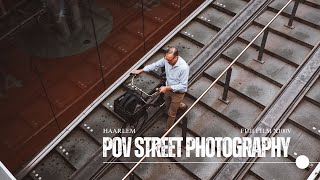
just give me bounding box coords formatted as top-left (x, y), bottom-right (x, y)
top-left (166, 47), bottom-right (178, 57)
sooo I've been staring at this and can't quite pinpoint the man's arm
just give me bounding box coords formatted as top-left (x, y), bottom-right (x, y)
top-left (159, 86), bottom-right (172, 93)
top-left (132, 69), bottom-right (144, 74)
top-left (143, 58), bottom-right (165, 72)
top-left (132, 58), bottom-right (165, 75)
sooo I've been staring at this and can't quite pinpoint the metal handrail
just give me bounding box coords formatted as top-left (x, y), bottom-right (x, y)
top-left (129, 75), bottom-right (159, 98)
top-left (122, 0), bottom-right (294, 179)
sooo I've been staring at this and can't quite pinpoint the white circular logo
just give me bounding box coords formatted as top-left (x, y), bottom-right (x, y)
top-left (295, 155), bottom-right (309, 169)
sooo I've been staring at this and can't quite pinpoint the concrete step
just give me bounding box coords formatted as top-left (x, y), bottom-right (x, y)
top-left (180, 20), bottom-right (218, 45)
top-left (188, 77), bottom-right (238, 114)
top-left (121, 119), bottom-right (198, 179)
top-left (55, 129), bottom-right (100, 169)
top-left (183, 97), bottom-right (243, 138)
top-left (304, 0), bottom-right (320, 8)
top-left (254, 10), bottom-right (320, 47)
top-left (143, 114), bottom-right (194, 142)
top-left (269, 0), bottom-right (320, 29)
top-left (274, 122), bottom-right (302, 152)
top-left (142, 106), bottom-right (227, 180)
top-left (99, 164), bottom-right (140, 180)
top-left (188, 76), bottom-right (262, 129)
top-left (123, 156), bottom-right (196, 180)
top-left (29, 152), bottom-right (75, 180)
top-left (306, 77), bottom-right (320, 106)
top-left (275, 122), bottom-right (320, 163)
top-left (222, 41), bottom-right (297, 86)
top-left (250, 152), bottom-right (309, 180)
top-left (174, 147), bottom-right (225, 180)
top-left (288, 128), bottom-right (320, 164)
top-left (289, 99), bottom-right (320, 139)
top-left (196, 7), bottom-right (233, 30)
top-left (80, 106), bottom-right (123, 143)
top-left (70, 148), bottom-right (116, 180)
top-left (239, 25), bottom-right (311, 66)
top-left (211, 0), bottom-right (248, 15)
top-left (204, 58), bottom-right (280, 107)
top-left (242, 171), bottom-right (261, 180)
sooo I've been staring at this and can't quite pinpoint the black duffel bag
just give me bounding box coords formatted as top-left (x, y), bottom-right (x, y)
top-left (114, 91), bottom-right (147, 124)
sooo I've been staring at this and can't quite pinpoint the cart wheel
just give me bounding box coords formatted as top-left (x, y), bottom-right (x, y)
top-left (132, 114), bottom-right (148, 135)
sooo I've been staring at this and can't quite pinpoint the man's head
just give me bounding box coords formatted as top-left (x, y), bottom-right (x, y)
top-left (164, 47), bottom-right (178, 65)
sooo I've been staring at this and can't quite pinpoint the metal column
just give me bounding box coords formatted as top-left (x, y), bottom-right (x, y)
top-left (182, 117), bottom-right (188, 147)
top-left (219, 67), bottom-right (232, 104)
top-left (284, 0), bottom-right (300, 29)
top-left (253, 27), bottom-right (269, 64)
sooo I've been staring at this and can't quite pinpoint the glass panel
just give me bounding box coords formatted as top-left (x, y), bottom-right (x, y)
top-left (96, 0), bottom-right (145, 83)
top-left (0, 0), bottom-right (203, 172)
top-left (32, 0), bottom-right (105, 128)
top-left (0, 34), bottom-right (59, 171)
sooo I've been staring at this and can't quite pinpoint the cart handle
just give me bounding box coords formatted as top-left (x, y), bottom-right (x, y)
top-left (129, 73), bottom-right (159, 97)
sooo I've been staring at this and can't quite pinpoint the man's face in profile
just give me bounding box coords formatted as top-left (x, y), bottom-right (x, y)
top-left (164, 53), bottom-right (177, 65)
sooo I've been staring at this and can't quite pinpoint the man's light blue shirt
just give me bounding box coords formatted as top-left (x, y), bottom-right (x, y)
top-left (143, 56), bottom-right (189, 93)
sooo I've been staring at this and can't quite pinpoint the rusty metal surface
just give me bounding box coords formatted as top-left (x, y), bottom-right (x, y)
top-left (1, 0), bottom-right (201, 173)
top-left (15, 0), bottom-right (320, 179)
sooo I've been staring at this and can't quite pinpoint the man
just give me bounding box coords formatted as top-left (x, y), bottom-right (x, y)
top-left (132, 47), bottom-right (189, 133)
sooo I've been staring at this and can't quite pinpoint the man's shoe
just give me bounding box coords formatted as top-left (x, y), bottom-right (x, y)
top-left (177, 104), bottom-right (188, 116)
top-left (163, 128), bottom-right (169, 134)
top-left (179, 103), bottom-right (187, 110)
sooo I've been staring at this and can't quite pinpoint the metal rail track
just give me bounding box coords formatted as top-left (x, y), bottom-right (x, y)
top-left (16, 0), bottom-right (320, 179)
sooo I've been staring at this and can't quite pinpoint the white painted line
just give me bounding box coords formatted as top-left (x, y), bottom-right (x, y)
top-left (308, 163), bottom-right (320, 180)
